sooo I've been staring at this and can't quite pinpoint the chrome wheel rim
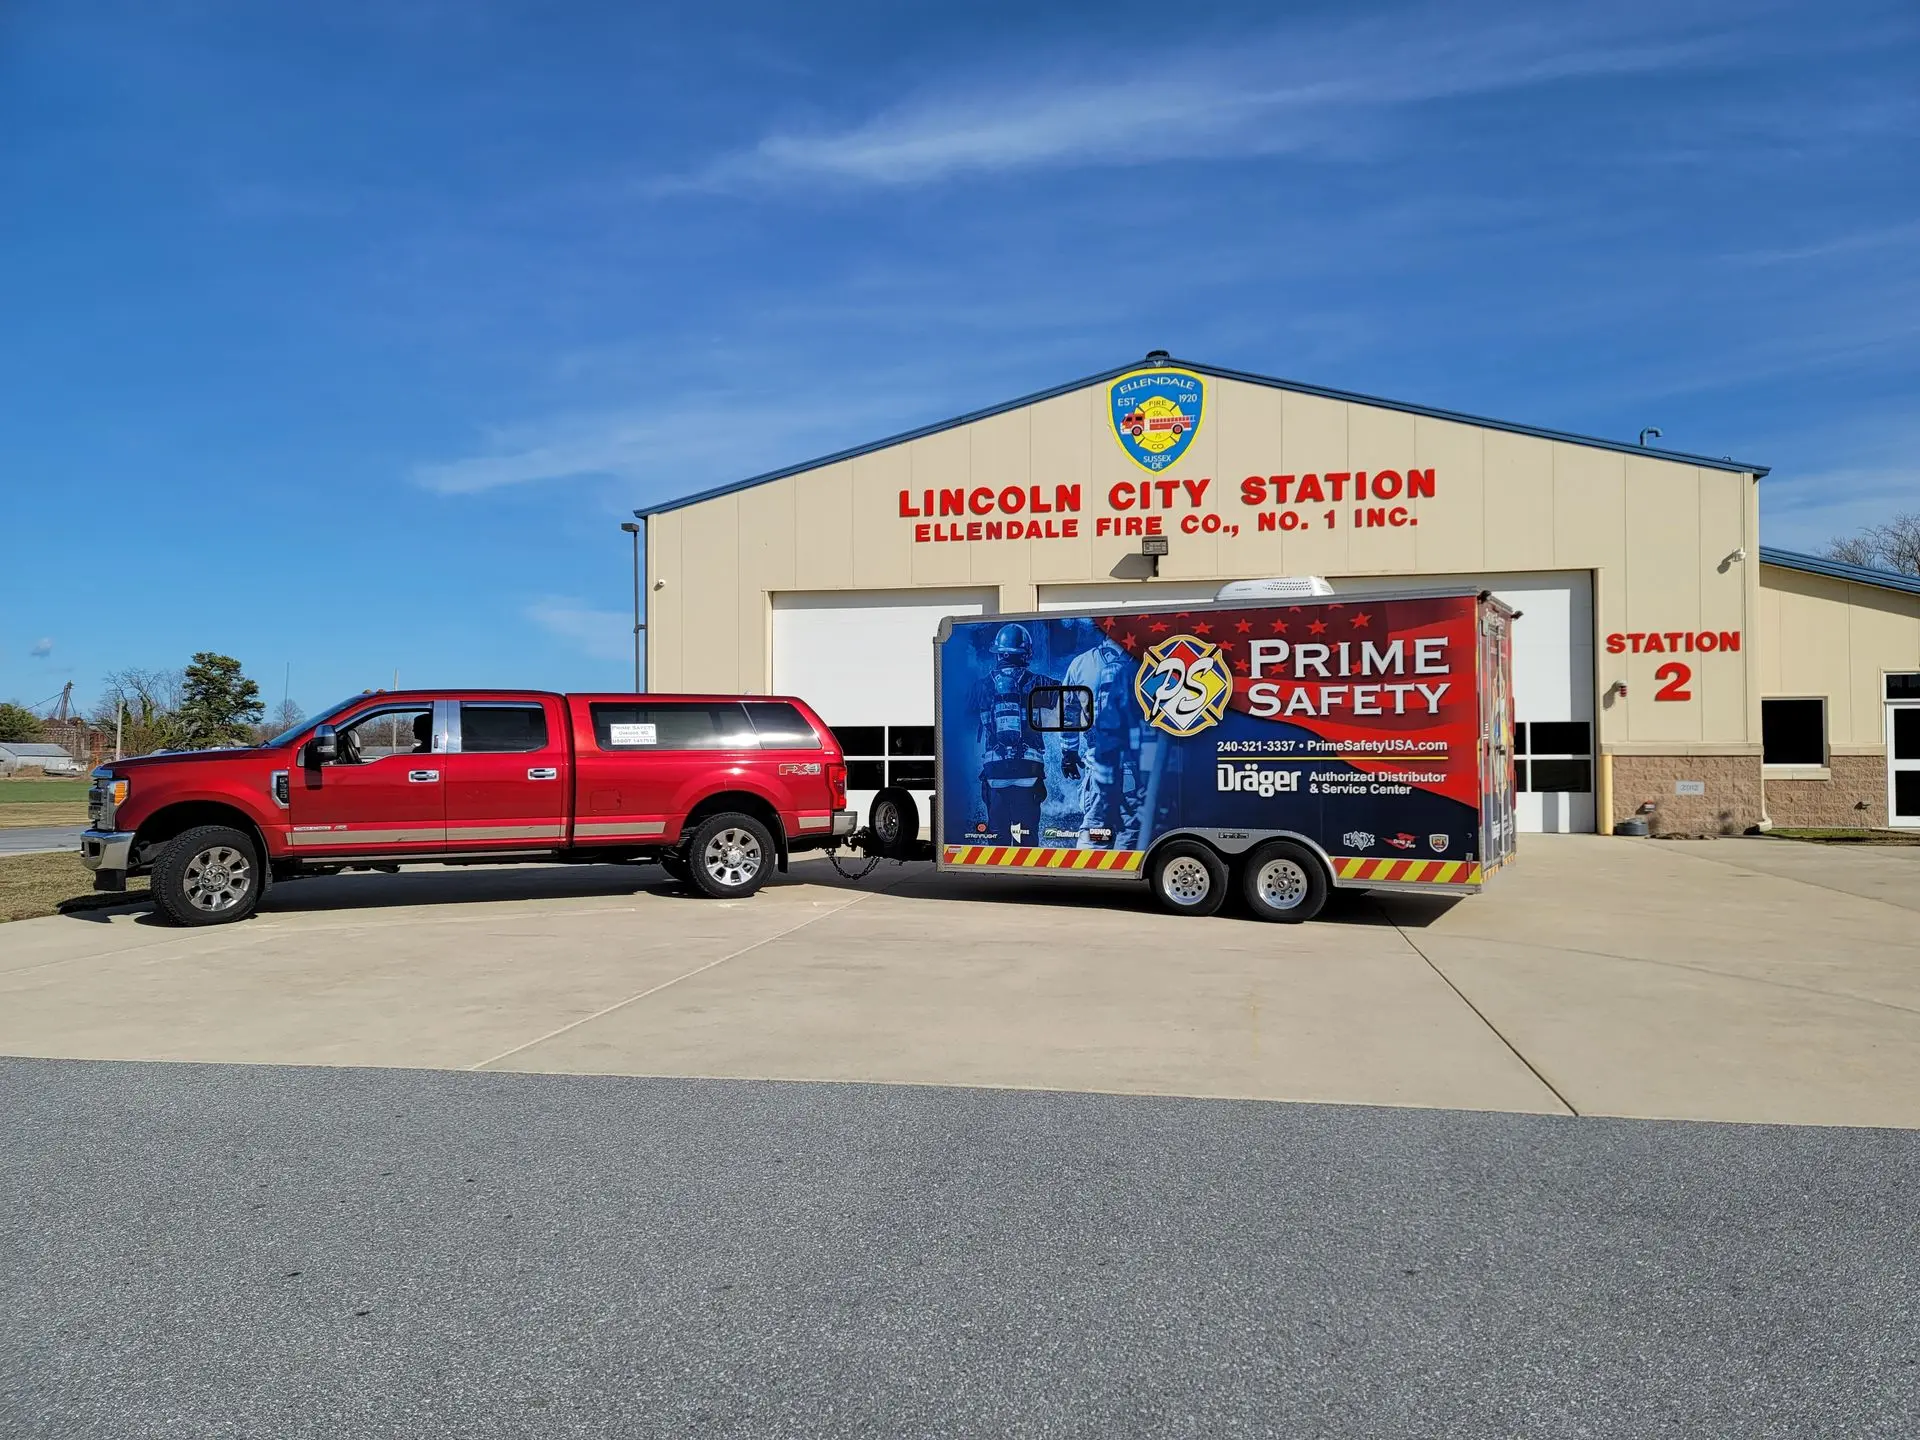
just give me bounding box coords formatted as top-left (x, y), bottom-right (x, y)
top-left (1162, 855), bottom-right (1212, 906)
top-left (1256, 858), bottom-right (1309, 910)
top-left (703, 828), bottom-right (762, 888)
top-left (184, 845), bottom-right (251, 912)
top-left (873, 799), bottom-right (901, 844)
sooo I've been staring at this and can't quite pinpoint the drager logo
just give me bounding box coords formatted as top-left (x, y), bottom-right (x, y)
top-left (1216, 763), bottom-right (1301, 796)
top-left (1135, 634), bottom-right (1233, 736)
top-left (1108, 369), bottom-right (1203, 472)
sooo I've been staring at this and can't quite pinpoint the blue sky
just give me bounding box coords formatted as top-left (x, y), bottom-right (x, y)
top-left (2, 0), bottom-right (1915, 717)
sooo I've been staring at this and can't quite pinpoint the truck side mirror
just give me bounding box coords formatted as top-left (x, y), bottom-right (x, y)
top-left (306, 725), bottom-right (338, 766)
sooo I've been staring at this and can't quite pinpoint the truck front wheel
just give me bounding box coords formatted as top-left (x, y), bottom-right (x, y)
top-left (152, 824), bottom-right (264, 926)
top-left (1240, 840), bottom-right (1329, 923)
top-left (1148, 841), bottom-right (1228, 917)
top-left (686, 813), bottom-right (774, 899)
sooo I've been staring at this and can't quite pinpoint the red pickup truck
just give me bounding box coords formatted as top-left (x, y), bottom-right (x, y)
top-left (80, 690), bottom-right (853, 926)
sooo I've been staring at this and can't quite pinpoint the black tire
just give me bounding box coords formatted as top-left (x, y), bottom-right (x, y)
top-left (152, 824), bottom-right (263, 926)
top-left (685, 813), bottom-right (775, 899)
top-left (868, 787), bottom-right (920, 859)
top-left (1148, 840), bottom-right (1229, 917)
top-left (1240, 840), bottom-right (1329, 923)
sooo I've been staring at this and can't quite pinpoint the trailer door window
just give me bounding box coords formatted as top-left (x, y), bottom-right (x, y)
top-left (1026, 686), bottom-right (1093, 732)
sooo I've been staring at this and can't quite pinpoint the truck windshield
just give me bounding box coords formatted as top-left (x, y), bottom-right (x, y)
top-left (264, 695), bottom-right (365, 749)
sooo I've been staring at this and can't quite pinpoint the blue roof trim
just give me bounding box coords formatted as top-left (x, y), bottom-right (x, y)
top-left (1759, 546), bottom-right (1920, 597)
top-left (637, 355), bottom-right (1768, 518)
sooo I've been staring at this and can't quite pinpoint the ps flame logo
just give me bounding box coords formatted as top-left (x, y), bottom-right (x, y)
top-left (1135, 634), bottom-right (1233, 736)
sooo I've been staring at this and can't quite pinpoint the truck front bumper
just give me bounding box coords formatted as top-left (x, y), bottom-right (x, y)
top-left (80, 830), bottom-right (134, 889)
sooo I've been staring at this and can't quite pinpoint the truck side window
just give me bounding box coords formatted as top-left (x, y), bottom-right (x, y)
top-left (1026, 686), bottom-right (1093, 732)
top-left (590, 702), bottom-right (759, 751)
top-left (745, 702), bottom-right (822, 749)
top-left (460, 704), bottom-right (548, 753)
top-left (337, 706), bottom-right (434, 764)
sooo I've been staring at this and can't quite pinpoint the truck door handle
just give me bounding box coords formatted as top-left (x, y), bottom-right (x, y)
top-left (408, 769), bottom-right (440, 783)
top-left (527, 767), bottom-right (558, 781)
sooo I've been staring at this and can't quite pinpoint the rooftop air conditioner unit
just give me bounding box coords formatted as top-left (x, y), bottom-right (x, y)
top-left (1214, 576), bottom-right (1336, 602)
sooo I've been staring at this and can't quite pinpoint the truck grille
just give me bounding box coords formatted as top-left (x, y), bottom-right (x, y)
top-left (87, 783), bottom-right (110, 829)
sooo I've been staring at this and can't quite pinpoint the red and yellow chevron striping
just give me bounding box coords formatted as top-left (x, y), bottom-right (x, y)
top-left (942, 845), bottom-right (1144, 871)
top-left (1332, 856), bottom-right (1483, 885)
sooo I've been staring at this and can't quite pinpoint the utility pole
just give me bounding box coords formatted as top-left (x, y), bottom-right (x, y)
top-left (114, 702), bottom-right (124, 761)
top-left (620, 521), bottom-right (645, 693)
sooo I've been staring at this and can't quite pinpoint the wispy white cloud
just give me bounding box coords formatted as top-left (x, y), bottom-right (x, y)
top-left (526, 596), bottom-right (633, 664)
top-left (413, 370), bottom-right (952, 497)
top-left (29, 638), bottom-right (53, 659)
top-left (672, 7), bottom-right (1760, 191)
top-left (1728, 219), bottom-right (1920, 266)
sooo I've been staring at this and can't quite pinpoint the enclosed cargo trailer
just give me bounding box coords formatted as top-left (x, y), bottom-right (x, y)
top-left (909, 583), bottom-right (1517, 922)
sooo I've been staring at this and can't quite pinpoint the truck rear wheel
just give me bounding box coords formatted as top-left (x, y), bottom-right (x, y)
top-left (686, 813), bottom-right (774, 899)
top-left (152, 824), bottom-right (263, 926)
top-left (1241, 840), bottom-right (1329, 923)
top-left (1148, 841), bottom-right (1228, 918)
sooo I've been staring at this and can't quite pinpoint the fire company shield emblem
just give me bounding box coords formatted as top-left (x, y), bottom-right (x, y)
top-left (1108, 368), bottom-right (1204, 473)
top-left (1134, 634), bottom-right (1233, 737)
top-left (1428, 834), bottom-right (1450, 853)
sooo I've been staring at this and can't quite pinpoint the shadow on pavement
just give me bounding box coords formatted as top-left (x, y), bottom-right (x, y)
top-left (53, 855), bottom-right (1461, 929)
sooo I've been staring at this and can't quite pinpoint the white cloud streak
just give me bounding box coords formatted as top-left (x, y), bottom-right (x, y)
top-left (526, 597), bottom-right (634, 664)
top-left (29, 638), bottom-right (54, 659)
top-left (675, 8), bottom-right (1757, 191)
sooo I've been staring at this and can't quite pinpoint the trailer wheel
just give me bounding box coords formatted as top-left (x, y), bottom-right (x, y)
top-left (151, 824), bottom-right (263, 927)
top-left (868, 787), bottom-right (919, 859)
top-left (685, 813), bottom-right (773, 899)
top-left (1148, 841), bottom-right (1229, 917)
top-left (1240, 840), bottom-right (1329, 923)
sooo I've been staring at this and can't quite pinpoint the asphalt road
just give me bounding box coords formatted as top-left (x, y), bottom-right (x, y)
top-left (0, 826), bottom-right (80, 856)
top-left (3, 1060), bottom-right (1914, 1439)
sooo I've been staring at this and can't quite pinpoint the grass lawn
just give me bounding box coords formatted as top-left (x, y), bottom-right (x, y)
top-left (0, 851), bottom-right (148, 922)
top-left (0, 777), bottom-right (90, 828)
top-left (1766, 827), bottom-right (1920, 846)
top-left (0, 777), bottom-right (90, 804)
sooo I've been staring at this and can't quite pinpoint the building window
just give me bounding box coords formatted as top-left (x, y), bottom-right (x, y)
top-left (1512, 720), bottom-right (1591, 792)
top-left (1761, 698), bottom-right (1826, 766)
top-left (831, 724), bottom-right (935, 792)
top-left (1887, 673), bottom-right (1920, 701)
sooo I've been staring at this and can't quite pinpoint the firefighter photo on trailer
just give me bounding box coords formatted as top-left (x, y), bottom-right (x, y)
top-left (1058, 619), bottom-right (1144, 849)
top-left (966, 623), bottom-right (1060, 847)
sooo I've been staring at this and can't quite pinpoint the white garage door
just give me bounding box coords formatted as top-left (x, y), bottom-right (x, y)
top-left (1049, 573), bottom-right (1594, 835)
top-left (771, 588), bottom-right (998, 826)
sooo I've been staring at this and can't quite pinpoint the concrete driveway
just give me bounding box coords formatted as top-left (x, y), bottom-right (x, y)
top-left (3, 836), bottom-right (1916, 1128)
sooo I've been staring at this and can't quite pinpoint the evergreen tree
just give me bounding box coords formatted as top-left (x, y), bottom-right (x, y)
top-left (176, 653), bottom-right (264, 748)
top-left (0, 702), bottom-right (47, 743)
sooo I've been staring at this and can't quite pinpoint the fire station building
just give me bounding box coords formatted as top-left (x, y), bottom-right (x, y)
top-left (637, 354), bottom-right (1920, 836)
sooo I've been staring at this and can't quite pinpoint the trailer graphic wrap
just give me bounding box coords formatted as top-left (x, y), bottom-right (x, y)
top-left (937, 596), bottom-right (1491, 875)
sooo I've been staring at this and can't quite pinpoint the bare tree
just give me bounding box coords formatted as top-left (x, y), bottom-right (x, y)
top-left (253, 698), bottom-right (305, 745)
top-left (89, 667), bottom-right (187, 755)
top-left (1825, 511), bottom-right (1920, 577)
